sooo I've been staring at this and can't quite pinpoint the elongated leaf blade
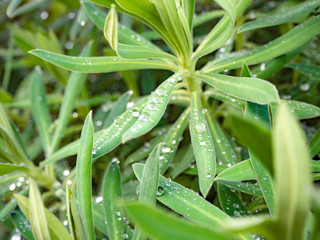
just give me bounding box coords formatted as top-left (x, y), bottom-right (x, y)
top-left (30, 69), bottom-right (52, 156)
top-left (287, 63), bottom-right (320, 81)
top-left (197, 73), bottom-right (279, 104)
top-left (0, 163), bottom-right (27, 176)
top-left (124, 202), bottom-right (242, 240)
top-left (189, 92), bottom-right (215, 197)
top-left (14, 194), bottom-right (72, 240)
top-left (203, 15), bottom-right (320, 72)
top-left (122, 73), bottom-right (182, 142)
top-left (273, 104), bottom-right (311, 239)
top-left (76, 112), bottom-right (95, 240)
top-left (215, 160), bottom-right (256, 182)
top-left (29, 49), bottom-right (178, 73)
top-left (104, 4), bottom-right (118, 51)
top-left (28, 178), bottom-right (51, 240)
top-left (133, 143), bottom-right (161, 240)
top-left (102, 161), bottom-right (124, 240)
top-left (239, 0), bottom-right (320, 33)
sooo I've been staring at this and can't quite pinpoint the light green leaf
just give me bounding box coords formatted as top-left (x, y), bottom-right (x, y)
top-left (29, 49), bottom-right (179, 73)
top-left (93, 97), bottom-right (147, 158)
top-left (14, 194), bottom-right (72, 240)
top-left (217, 180), bottom-right (262, 197)
top-left (273, 104), bottom-right (311, 239)
top-left (30, 69), bottom-right (52, 156)
top-left (92, 203), bottom-right (108, 236)
top-left (197, 72), bottom-right (279, 104)
top-left (51, 42), bottom-right (92, 153)
top-left (215, 0), bottom-right (236, 23)
top-left (76, 112), bottom-right (95, 240)
top-left (203, 15), bottom-right (320, 72)
top-left (11, 207), bottom-right (35, 240)
top-left (66, 186), bottom-right (86, 240)
top-left (193, 10), bottom-right (225, 28)
top-left (117, 43), bottom-right (178, 60)
top-left (159, 107), bottom-right (190, 173)
top-left (271, 100), bottom-right (320, 120)
top-left (28, 178), bottom-right (51, 240)
top-left (124, 202), bottom-right (242, 240)
top-left (189, 92), bottom-right (215, 197)
top-left (133, 143), bottom-right (161, 240)
top-left (287, 63), bottom-right (320, 81)
top-left (215, 160), bottom-right (256, 182)
top-left (122, 73), bottom-right (182, 142)
top-left (104, 4), bottom-right (118, 51)
top-left (102, 161), bottom-right (124, 240)
top-left (0, 163), bottom-right (27, 176)
top-left (238, 0), bottom-right (320, 33)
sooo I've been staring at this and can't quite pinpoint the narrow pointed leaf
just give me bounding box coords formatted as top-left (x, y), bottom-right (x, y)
top-left (76, 112), bottom-right (95, 240)
top-left (0, 163), bottom-right (27, 176)
top-left (273, 104), bottom-right (311, 239)
top-left (287, 63), bottom-right (320, 81)
top-left (189, 92), bottom-right (215, 197)
top-left (133, 143), bottom-right (161, 240)
top-left (28, 178), bottom-right (51, 240)
top-left (104, 4), bottom-right (118, 51)
top-left (51, 42), bottom-right (92, 153)
top-left (124, 202), bottom-right (242, 240)
top-left (14, 194), bottom-right (72, 240)
top-left (11, 207), bottom-right (35, 240)
top-left (29, 49), bottom-right (178, 73)
top-left (30, 69), bottom-right (52, 156)
top-left (197, 73), bottom-right (279, 104)
top-left (159, 107), bottom-right (190, 173)
top-left (215, 160), bottom-right (256, 182)
top-left (203, 15), bottom-right (320, 72)
top-left (122, 73), bottom-right (182, 142)
top-left (102, 161), bottom-right (124, 240)
top-left (238, 0), bottom-right (320, 33)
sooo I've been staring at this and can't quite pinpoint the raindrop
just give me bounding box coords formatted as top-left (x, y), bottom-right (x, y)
top-left (139, 113), bottom-right (150, 122)
top-left (40, 11), bottom-right (49, 20)
top-left (300, 83), bottom-right (310, 91)
top-left (147, 102), bottom-right (157, 111)
top-left (95, 196), bottom-right (103, 203)
top-left (63, 170), bottom-right (70, 176)
top-left (157, 186), bottom-right (164, 196)
top-left (195, 123), bottom-right (206, 133)
top-left (131, 111), bottom-right (139, 118)
top-left (155, 87), bottom-right (166, 96)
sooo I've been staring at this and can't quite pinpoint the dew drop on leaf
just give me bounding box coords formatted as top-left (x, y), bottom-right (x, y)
top-left (195, 122), bottom-right (206, 133)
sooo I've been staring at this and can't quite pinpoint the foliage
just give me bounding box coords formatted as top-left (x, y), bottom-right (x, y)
top-left (1, 0), bottom-right (320, 239)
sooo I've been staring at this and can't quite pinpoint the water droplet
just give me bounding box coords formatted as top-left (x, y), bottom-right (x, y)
top-left (195, 123), bottom-right (206, 133)
top-left (95, 196), bottom-right (103, 203)
top-left (300, 83), bottom-right (310, 91)
top-left (40, 11), bottom-right (49, 20)
top-left (131, 111), bottom-right (139, 118)
top-left (206, 174), bottom-right (211, 179)
top-left (200, 141), bottom-right (206, 146)
top-left (157, 186), bottom-right (164, 196)
top-left (156, 87), bottom-right (166, 96)
top-left (147, 102), bottom-right (157, 111)
top-left (9, 183), bottom-right (16, 191)
top-left (96, 120), bottom-right (102, 126)
top-left (161, 146), bottom-right (171, 153)
top-left (139, 113), bottom-right (150, 122)
top-left (63, 170), bottom-right (70, 176)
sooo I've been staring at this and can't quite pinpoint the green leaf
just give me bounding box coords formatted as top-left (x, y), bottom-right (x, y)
top-left (51, 42), bottom-right (92, 153)
top-left (102, 160), bottom-right (124, 240)
top-left (124, 202), bottom-right (242, 240)
top-left (76, 112), bottom-right (95, 240)
top-left (82, 0), bottom-right (159, 49)
top-left (104, 4), bottom-right (118, 51)
top-left (133, 163), bottom-right (229, 226)
top-left (122, 73), bottom-right (182, 142)
top-left (30, 69), bottom-right (52, 156)
top-left (197, 72), bottom-right (279, 104)
top-left (117, 44), bottom-right (178, 60)
top-left (203, 15), bottom-right (320, 72)
top-left (11, 207), bottom-right (35, 240)
top-left (238, 0), bottom-right (320, 33)
top-left (271, 100), bottom-right (320, 120)
top-left (273, 104), bottom-right (311, 239)
top-left (133, 143), bottom-right (161, 240)
top-left (189, 92), bottom-right (215, 197)
top-left (29, 49), bottom-right (178, 73)
top-left (66, 186), bottom-right (86, 240)
top-left (215, 0), bottom-right (236, 23)
top-left (92, 203), bottom-right (108, 236)
top-left (159, 107), bottom-right (190, 173)
top-left (93, 97), bottom-right (147, 158)
top-left (217, 183), bottom-right (250, 217)
top-left (228, 114), bottom-right (273, 174)
top-left (205, 110), bottom-right (240, 171)
top-left (169, 145), bottom-right (194, 179)
top-left (242, 66), bottom-right (276, 216)
top-left (193, 10), bottom-right (224, 28)
top-left (310, 128), bottom-right (320, 157)
top-left (215, 160), bottom-right (256, 182)
top-left (287, 63), bottom-right (320, 81)
top-left (0, 163), bottom-right (27, 176)
top-left (217, 180), bottom-right (262, 197)
top-left (104, 91), bottom-right (132, 128)
top-left (28, 178), bottom-right (51, 240)
top-left (14, 194), bottom-right (72, 240)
